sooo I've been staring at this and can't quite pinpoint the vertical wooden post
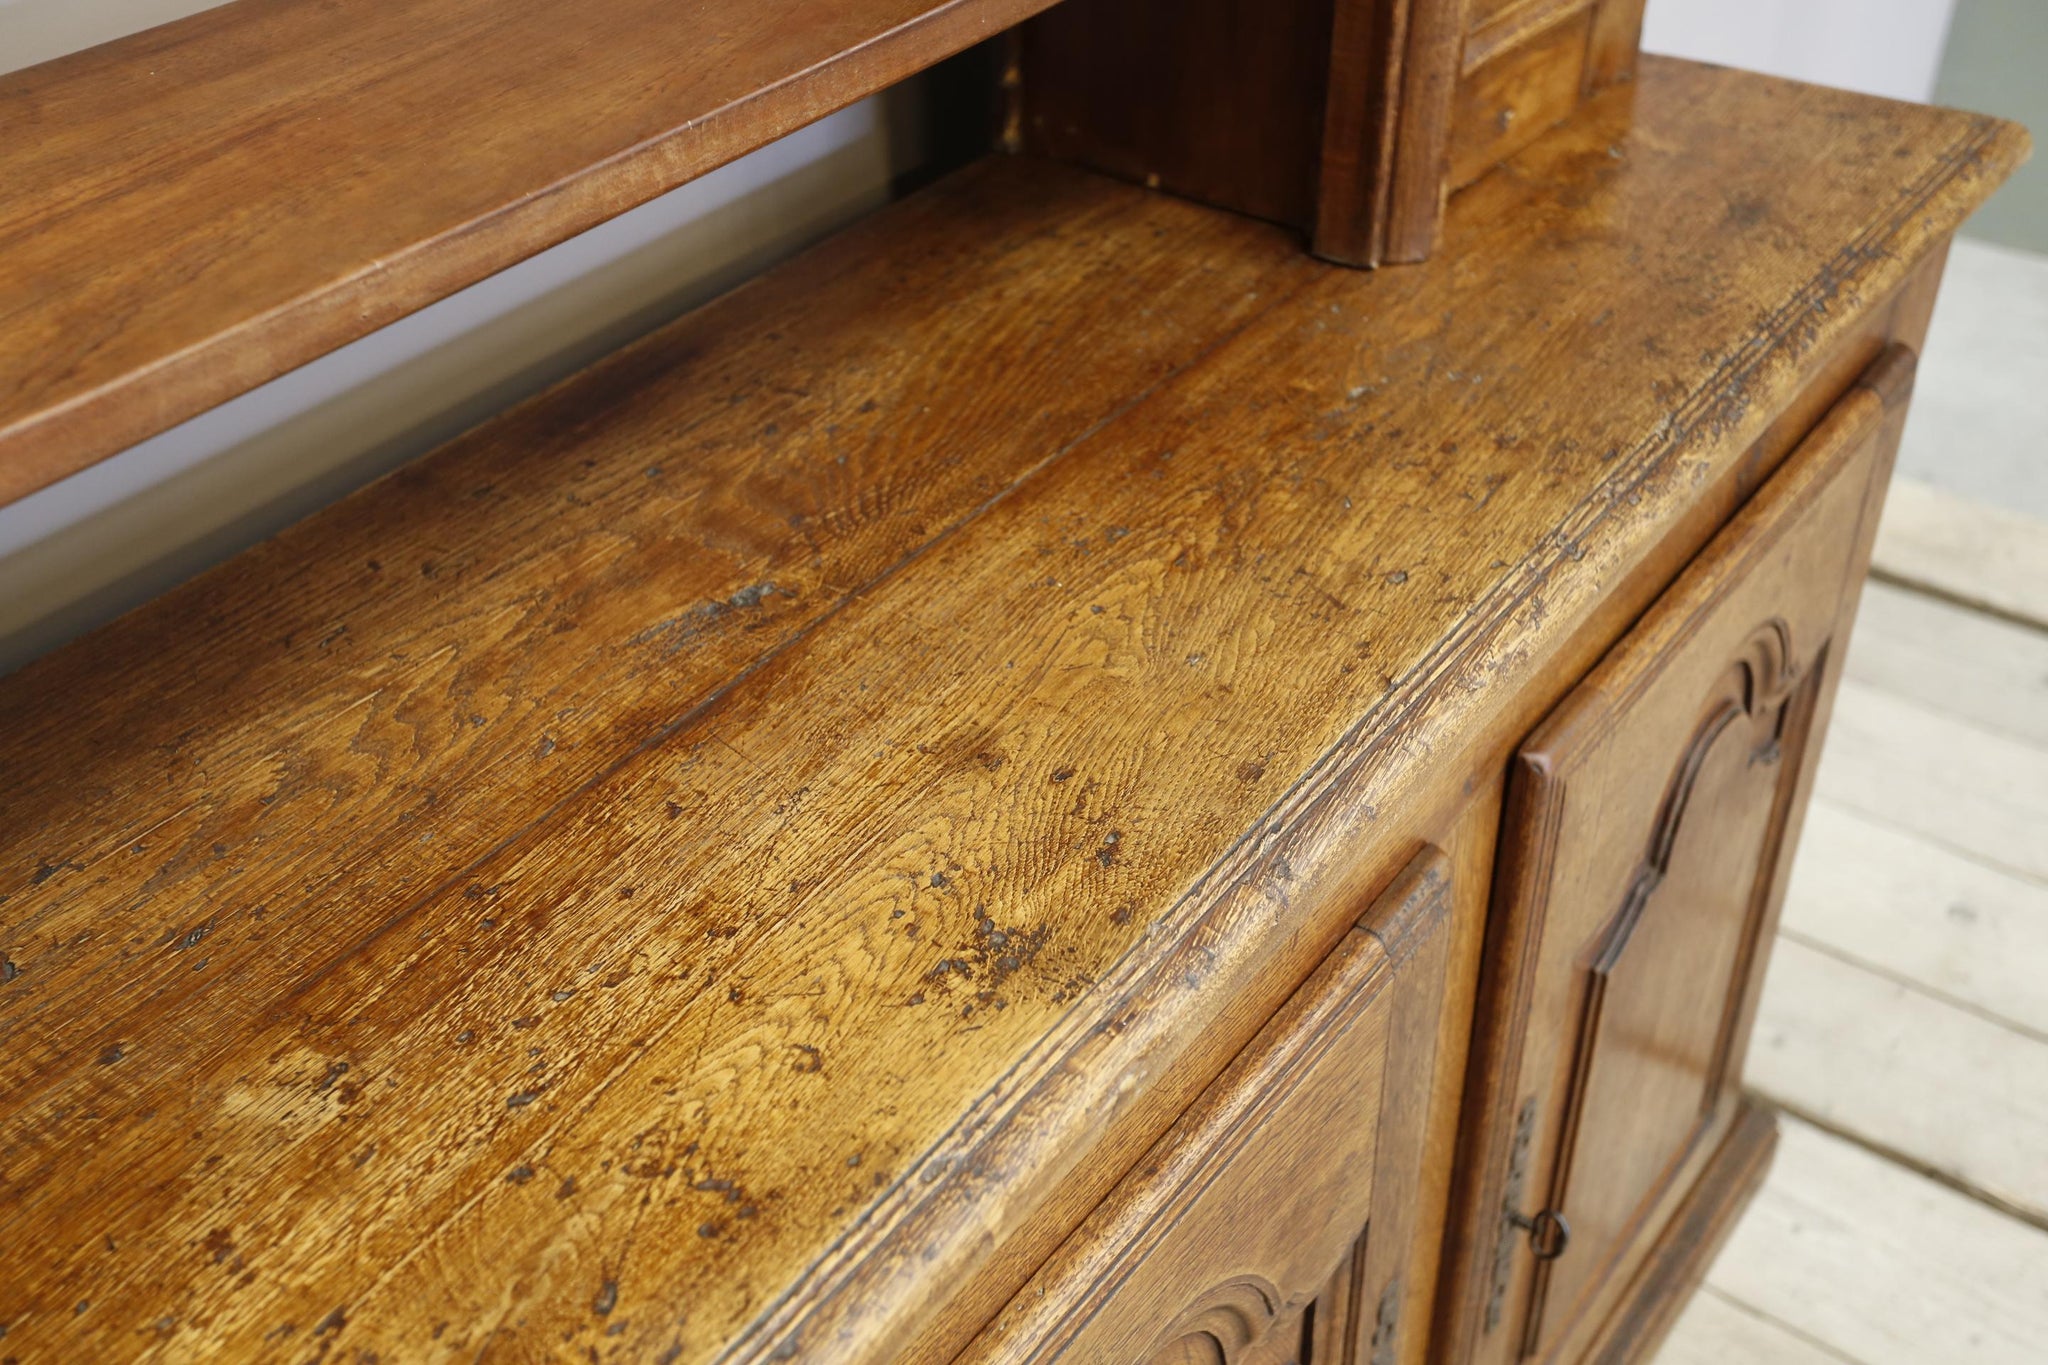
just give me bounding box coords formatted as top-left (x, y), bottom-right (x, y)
top-left (1010, 0), bottom-right (1647, 268)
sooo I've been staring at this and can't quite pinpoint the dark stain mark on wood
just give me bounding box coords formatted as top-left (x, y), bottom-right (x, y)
top-left (506, 1089), bottom-right (542, 1109)
top-left (168, 918), bottom-right (216, 952)
top-left (30, 859), bottom-right (82, 885)
top-left (790, 1044), bottom-right (823, 1073)
top-left (630, 582), bottom-right (783, 657)
top-left (97, 1044), bottom-right (125, 1065)
top-left (507, 1165), bottom-right (535, 1185)
top-left (1725, 193), bottom-right (1771, 229)
top-left (1096, 831), bottom-right (1122, 867)
top-left (973, 910), bottom-right (1044, 973)
top-left (593, 1279), bottom-right (619, 1316)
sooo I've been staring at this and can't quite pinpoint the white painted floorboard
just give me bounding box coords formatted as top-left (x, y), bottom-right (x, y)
top-left (1814, 678), bottom-right (2048, 884)
top-left (1843, 579), bottom-right (2048, 748)
top-left (1871, 478), bottom-right (2048, 630)
top-left (1782, 800), bottom-right (2048, 1040)
top-left (1746, 935), bottom-right (2048, 1220)
top-left (1659, 1286), bottom-right (1854, 1365)
top-left (1702, 1118), bottom-right (2048, 1365)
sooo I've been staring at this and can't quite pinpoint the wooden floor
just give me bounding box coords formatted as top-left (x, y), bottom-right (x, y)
top-left (1656, 478), bottom-right (2048, 1364)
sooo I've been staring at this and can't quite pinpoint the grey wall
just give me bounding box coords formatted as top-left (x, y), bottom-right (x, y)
top-left (0, 2), bottom-right (925, 675)
top-left (1934, 0), bottom-right (2048, 253)
top-left (1642, 0), bottom-right (1957, 102)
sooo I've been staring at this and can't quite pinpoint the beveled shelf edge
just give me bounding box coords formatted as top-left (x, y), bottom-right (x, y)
top-left (0, 0), bottom-right (1057, 510)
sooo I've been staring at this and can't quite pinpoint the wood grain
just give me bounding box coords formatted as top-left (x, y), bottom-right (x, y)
top-left (1348, 789), bottom-right (1499, 1365)
top-left (1466, 364), bottom-right (1894, 1365)
top-left (1582, 0), bottom-right (1647, 91)
top-left (1374, 0), bottom-right (1478, 262)
top-left (1015, 0), bottom-right (1477, 268)
top-left (1582, 1102), bottom-right (1777, 1365)
top-left (1463, 0), bottom-right (1592, 73)
top-left (0, 160), bottom-right (1323, 1359)
top-left (0, 59), bottom-right (2025, 1364)
top-left (0, 155), bottom-right (1312, 1105)
top-left (1315, 0), bottom-right (1422, 266)
top-left (0, 0), bottom-right (1074, 507)
top-left (958, 849), bottom-right (1450, 1364)
top-left (1018, 0), bottom-right (1339, 231)
top-left (1314, 0), bottom-right (1474, 266)
top-left (1447, 6), bottom-right (1593, 190)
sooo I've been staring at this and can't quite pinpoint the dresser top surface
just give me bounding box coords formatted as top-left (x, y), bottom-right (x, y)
top-left (0, 58), bottom-right (2024, 1364)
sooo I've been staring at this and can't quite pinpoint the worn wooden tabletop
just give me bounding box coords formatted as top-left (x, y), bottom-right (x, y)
top-left (0, 58), bottom-right (2024, 1365)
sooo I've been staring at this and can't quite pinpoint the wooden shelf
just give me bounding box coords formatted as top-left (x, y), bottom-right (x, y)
top-left (0, 0), bottom-right (1054, 507)
top-left (0, 59), bottom-right (2022, 1365)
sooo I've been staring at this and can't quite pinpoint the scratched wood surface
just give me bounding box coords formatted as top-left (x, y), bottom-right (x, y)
top-left (0, 0), bottom-right (1073, 508)
top-left (0, 59), bottom-right (2025, 1364)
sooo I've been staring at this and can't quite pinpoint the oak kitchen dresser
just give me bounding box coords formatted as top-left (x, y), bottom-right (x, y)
top-left (0, 1), bottom-right (2028, 1362)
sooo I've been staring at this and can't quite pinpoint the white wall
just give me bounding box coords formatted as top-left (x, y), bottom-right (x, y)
top-left (0, 0), bottom-right (232, 72)
top-left (0, 1), bottom-right (918, 674)
top-left (1642, 0), bottom-right (1958, 103)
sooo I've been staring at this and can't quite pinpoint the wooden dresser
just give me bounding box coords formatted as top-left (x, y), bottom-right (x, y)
top-left (0, 2), bottom-right (2027, 1362)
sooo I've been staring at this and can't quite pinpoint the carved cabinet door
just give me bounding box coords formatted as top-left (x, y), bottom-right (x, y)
top-left (1452, 352), bottom-right (1912, 1365)
top-left (957, 849), bottom-right (1454, 1365)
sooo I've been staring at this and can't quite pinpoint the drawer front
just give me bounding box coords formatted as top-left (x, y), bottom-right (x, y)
top-left (1467, 353), bottom-right (1907, 1364)
top-left (960, 850), bottom-right (1453, 1365)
